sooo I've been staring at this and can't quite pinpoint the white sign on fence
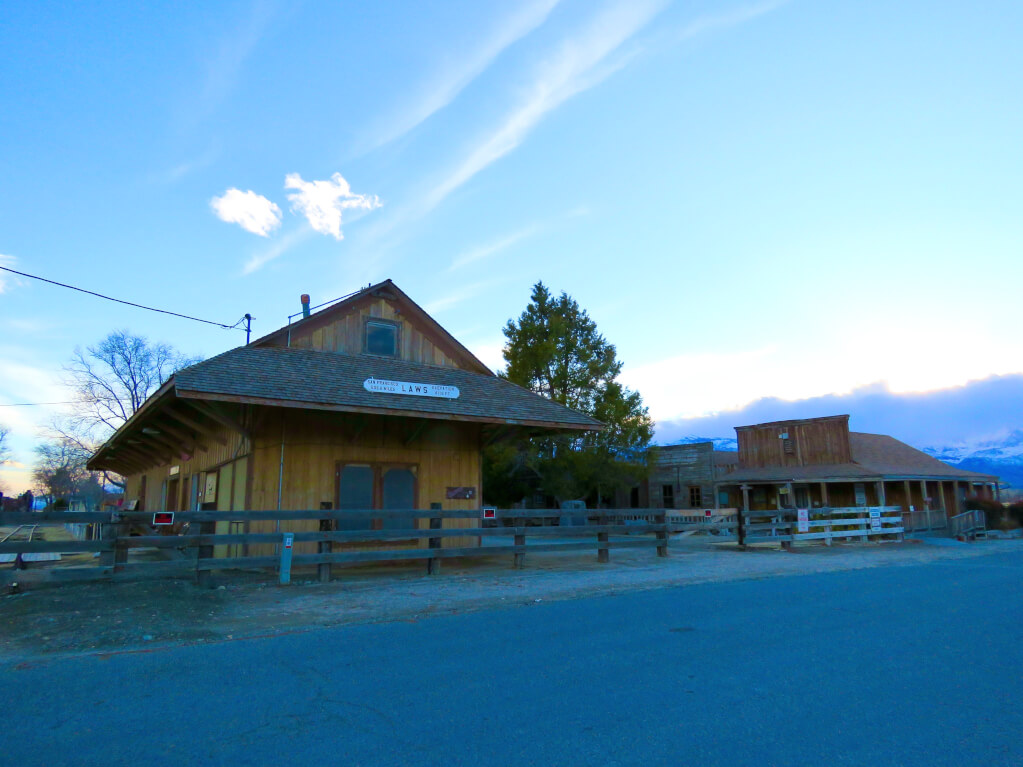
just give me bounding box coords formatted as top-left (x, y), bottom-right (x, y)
top-left (363, 378), bottom-right (460, 399)
top-left (797, 508), bottom-right (809, 533)
top-left (869, 508), bottom-right (882, 531)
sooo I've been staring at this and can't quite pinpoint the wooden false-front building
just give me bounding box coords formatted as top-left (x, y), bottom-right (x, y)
top-left (87, 280), bottom-right (600, 555)
top-left (714, 415), bottom-right (999, 518)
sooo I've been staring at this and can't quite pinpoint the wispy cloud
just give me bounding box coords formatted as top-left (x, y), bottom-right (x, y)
top-left (676, 0), bottom-right (790, 41)
top-left (211, 188), bottom-right (283, 236)
top-left (424, 0), bottom-right (669, 211)
top-left (152, 144), bottom-right (221, 185)
top-left (194, 0), bottom-right (277, 122)
top-left (285, 172), bottom-right (382, 240)
top-left (422, 279), bottom-right (503, 315)
top-left (449, 226), bottom-right (541, 271)
top-left (0, 254), bottom-right (20, 293)
top-left (363, 0), bottom-right (563, 153)
top-left (242, 226), bottom-right (314, 275)
top-left (447, 205), bottom-right (590, 271)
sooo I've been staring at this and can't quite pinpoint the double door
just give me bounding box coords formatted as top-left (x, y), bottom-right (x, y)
top-left (337, 463), bottom-right (417, 530)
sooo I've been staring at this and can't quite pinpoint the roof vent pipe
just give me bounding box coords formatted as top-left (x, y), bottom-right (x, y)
top-left (300, 294), bottom-right (310, 318)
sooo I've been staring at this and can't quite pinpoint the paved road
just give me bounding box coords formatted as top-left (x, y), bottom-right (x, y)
top-left (3, 549), bottom-right (1022, 766)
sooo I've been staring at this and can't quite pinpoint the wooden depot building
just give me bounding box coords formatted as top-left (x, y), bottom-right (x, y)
top-left (713, 415), bottom-right (999, 517)
top-left (87, 280), bottom-right (600, 555)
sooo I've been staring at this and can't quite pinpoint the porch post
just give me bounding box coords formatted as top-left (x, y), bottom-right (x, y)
top-left (739, 485), bottom-right (750, 548)
top-left (995, 482), bottom-right (1001, 502)
top-left (920, 480), bottom-right (931, 531)
top-left (877, 480), bottom-right (887, 508)
top-left (820, 481), bottom-right (829, 508)
top-left (952, 481), bottom-right (961, 515)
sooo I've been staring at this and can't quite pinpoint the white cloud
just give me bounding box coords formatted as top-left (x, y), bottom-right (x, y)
top-left (424, 0), bottom-right (669, 210)
top-left (363, 0), bottom-right (562, 153)
top-left (210, 188), bottom-right (282, 237)
top-left (0, 254), bottom-right (18, 293)
top-left (285, 172), bottom-right (382, 240)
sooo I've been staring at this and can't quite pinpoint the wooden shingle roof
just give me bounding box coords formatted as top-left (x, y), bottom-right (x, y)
top-left (174, 345), bottom-right (601, 430)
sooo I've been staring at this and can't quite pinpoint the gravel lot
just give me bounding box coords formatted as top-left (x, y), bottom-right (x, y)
top-left (2, 536), bottom-right (1019, 660)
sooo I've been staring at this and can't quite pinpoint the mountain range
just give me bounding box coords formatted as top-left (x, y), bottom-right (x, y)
top-left (667, 432), bottom-right (1023, 491)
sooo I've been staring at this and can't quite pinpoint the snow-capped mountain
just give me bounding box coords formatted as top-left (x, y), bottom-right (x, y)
top-left (665, 435), bottom-right (738, 452)
top-left (922, 430), bottom-right (1023, 489)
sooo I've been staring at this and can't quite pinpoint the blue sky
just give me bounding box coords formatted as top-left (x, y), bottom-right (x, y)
top-left (2, 0), bottom-right (1023, 492)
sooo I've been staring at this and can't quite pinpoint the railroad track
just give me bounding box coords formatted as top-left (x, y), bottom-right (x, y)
top-left (1, 524), bottom-right (61, 564)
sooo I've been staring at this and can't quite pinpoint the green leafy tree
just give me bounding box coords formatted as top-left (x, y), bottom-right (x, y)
top-left (487, 282), bottom-right (654, 506)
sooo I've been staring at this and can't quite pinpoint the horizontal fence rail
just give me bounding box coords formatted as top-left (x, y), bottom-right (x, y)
top-left (0, 508), bottom-right (674, 588)
top-left (0, 505), bottom-right (908, 588)
top-left (739, 506), bottom-right (905, 546)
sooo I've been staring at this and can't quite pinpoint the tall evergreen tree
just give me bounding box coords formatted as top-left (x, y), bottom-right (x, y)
top-left (487, 282), bottom-right (654, 506)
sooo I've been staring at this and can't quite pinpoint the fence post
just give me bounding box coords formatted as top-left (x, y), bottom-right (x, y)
top-left (513, 523), bottom-right (525, 569)
top-left (318, 518), bottom-right (332, 583)
top-left (655, 510), bottom-right (668, 558)
top-left (427, 514), bottom-right (442, 575)
top-left (195, 519), bottom-right (215, 588)
top-left (597, 511), bottom-right (609, 563)
top-left (99, 512), bottom-right (118, 570)
top-left (780, 512), bottom-right (792, 551)
top-left (824, 507), bottom-right (832, 547)
top-left (736, 509), bottom-right (746, 548)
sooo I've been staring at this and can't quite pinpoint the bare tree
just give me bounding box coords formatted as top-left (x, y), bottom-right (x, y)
top-left (0, 423), bottom-right (10, 465)
top-left (33, 437), bottom-right (92, 507)
top-left (49, 330), bottom-right (201, 489)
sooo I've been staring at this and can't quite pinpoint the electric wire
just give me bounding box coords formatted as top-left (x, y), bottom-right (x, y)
top-left (0, 266), bottom-right (245, 330)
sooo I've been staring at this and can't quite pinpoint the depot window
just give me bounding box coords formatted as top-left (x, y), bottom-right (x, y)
top-left (365, 320), bottom-right (399, 357)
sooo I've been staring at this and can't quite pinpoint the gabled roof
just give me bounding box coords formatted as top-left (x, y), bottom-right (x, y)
top-left (174, 345), bottom-right (601, 430)
top-left (250, 279), bottom-right (493, 375)
top-left (716, 431), bottom-right (997, 483)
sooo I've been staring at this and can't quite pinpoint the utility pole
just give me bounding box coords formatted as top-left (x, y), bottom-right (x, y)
top-left (245, 313), bottom-right (253, 345)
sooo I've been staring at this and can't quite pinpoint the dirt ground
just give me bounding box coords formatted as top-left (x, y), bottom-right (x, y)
top-left (2, 536), bottom-right (1020, 661)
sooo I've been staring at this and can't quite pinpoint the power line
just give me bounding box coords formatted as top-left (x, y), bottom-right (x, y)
top-left (0, 401), bottom-right (79, 407)
top-left (0, 266), bottom-right (245, 330)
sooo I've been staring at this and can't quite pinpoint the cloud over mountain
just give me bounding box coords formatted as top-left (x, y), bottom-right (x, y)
top-left (654, 374), bottom-right (1023, 448)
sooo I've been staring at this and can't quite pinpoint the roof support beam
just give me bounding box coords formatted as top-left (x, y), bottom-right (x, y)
top-left (163, 406), bottom-right (229, 446)
top-left (124, 439), bottom-right (171, 465)
top-left (347, 414), bottom-right (367, 444)
top-left (149, 416), bottom-right (207, 453)
top-left (404, 419), bottom-right (428, 446)
top-left (139, 430), bottom-right (188, 458)
top-left (183, 400), bottom-right (250, 441)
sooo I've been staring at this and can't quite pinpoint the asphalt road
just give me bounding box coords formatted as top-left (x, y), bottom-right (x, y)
top-left (3, 549), bottom-right (1022, 767)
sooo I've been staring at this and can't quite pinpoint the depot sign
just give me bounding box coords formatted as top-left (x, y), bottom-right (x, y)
top-left (364, 378), bottom-right (460, 399)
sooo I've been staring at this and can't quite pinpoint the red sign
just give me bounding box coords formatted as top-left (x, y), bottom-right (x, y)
top-left (482, 507), bottom-right (497, 520)
top-left (152, 512), bottom-right (175, 526)
top-left (705, 509), bottom-right (712, 517)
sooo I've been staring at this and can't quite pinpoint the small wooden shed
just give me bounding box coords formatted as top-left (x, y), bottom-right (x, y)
top-left (87, 280), bottom-right (601, 555)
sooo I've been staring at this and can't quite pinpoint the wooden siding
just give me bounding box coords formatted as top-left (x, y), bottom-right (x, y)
top-left (121, 422), bottom-right (249, 513)
top-left (736, 416), bottom-right (852, 469)
top-left (246, 408), bottom-right (481, 555)
top-left (646, 443), bottom-right (716, 509)
top-left (272, 296), bottom-right (465, 370)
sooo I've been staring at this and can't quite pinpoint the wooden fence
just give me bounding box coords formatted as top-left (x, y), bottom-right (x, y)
top-left (741, 506), bottom-right (905, 545)
top-left (0, 505), bottom-right (904, 588)
top-left (0, 508), bottom-right (672, 587)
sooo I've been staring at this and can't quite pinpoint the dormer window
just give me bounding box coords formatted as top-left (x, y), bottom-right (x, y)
top-left (365, 320), bottom-right (399, 357)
